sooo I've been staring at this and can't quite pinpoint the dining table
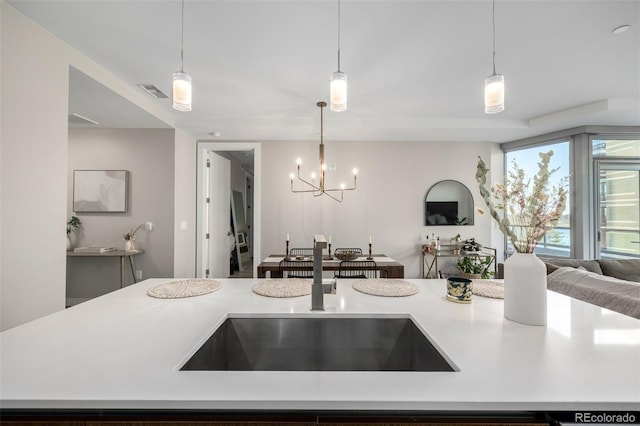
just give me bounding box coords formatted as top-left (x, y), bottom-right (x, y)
top-left (256, 254), bottom-right (404, 279)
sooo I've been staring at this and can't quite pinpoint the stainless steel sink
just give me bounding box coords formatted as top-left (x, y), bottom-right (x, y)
top-left (181, 316), bottom-right (455, 372)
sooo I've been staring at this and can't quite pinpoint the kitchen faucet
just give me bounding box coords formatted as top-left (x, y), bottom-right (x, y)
top-left (311, 234), bottom-right (336, 311)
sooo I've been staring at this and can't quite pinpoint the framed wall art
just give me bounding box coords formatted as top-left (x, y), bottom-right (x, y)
top-left (73, 170), bottom-right (128, 213)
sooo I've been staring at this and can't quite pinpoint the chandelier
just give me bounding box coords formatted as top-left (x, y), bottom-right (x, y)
top-left (290, 101), bottom-right (358, 203)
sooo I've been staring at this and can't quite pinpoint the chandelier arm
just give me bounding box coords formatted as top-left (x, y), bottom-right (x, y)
top-left (291, 187), bottom-right (321, 194)
top-left (322, 174), bottom-right (357, 192)
top-left (296, 170), bottom-right (320, 191)
top-left (324, 187), bottom-right (355, 193)
top-left (321, 190), bottom-right (344, 203)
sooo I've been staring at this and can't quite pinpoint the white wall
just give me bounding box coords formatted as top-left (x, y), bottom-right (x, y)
top-left (1, 3), bottom-right (70, 330)
top-left (173, 128), bottom-right (197, 278)
top-left (260, 140), bottom-right (501, 278)
top-left (66, 129), bottom-right (175, 301)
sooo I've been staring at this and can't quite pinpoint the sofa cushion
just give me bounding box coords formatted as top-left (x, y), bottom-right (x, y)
top-left (547, 267), bottom-right (640, 319)
top-left (542, 258), bottom-right (603, 275)
top-left (598, 259), bottom-right (640, 283)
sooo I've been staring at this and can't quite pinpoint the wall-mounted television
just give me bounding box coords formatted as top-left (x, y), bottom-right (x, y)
top-left (425, 201), bottom-right (458, 225)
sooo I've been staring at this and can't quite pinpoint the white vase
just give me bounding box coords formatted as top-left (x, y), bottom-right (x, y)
top-left (125, 239), bottom-right (136, 252)
top-left (66, 235), bottom-right (72, 251)
top-left (503, 252), bottom-right (547, 326)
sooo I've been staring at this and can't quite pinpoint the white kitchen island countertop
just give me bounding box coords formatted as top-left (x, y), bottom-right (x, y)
top-left (1, 278), bottom-right (638, 412)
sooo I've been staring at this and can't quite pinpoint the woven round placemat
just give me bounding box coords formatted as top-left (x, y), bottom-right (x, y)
top-left (252, 279), bottom-right (312, 298)
top-left (472, 279), bottom-right (504, 299)
top-left (147, 279), bottom-right (223, 299)
top-left (352, 279), bottom-right (419, 297)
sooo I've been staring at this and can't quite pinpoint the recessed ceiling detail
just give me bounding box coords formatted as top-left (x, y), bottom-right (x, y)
top-left (137, 84), bottom-right (169, 99)
top-left (612, 24), bottom-right (631, 34)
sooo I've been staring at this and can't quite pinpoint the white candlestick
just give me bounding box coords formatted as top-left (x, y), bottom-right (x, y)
top-left (329, 235), bottom-right (332, 244)
top-left (286, 233), bottom-right (289, 241)
top-left (369, 235), bottom-right (372, 244)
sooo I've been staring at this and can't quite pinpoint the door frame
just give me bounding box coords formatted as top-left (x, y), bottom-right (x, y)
top-left (196, 142), bottom-right (261, 278)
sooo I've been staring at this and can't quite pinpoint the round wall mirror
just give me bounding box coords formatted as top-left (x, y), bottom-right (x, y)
top-left (424, 180), bottom-right (474, 226)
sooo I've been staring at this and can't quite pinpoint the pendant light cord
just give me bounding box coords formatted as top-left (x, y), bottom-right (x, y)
top-left (180, 0), bottom-right (185, 72)
top-left (491, 0), bottom-right (496, 75)
top-left (337, 0), bottom-right (341, 72)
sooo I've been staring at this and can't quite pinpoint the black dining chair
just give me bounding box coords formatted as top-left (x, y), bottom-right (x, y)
top-left (279, 259), bottom-right (314, 278)
top-left (289, 248), bottom-right (314, 257)
top-left (335, 260), bottom-right (379, 279)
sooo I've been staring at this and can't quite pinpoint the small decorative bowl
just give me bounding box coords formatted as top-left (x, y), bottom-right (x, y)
top-left (335, 250), bottom-right (359, 261)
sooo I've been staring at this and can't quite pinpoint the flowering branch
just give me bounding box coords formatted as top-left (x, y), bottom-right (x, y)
top-left (123, 224), bottom-right (144, 241)
top-left (66, 216), bottom-right (81, 235)
top-left (476, 151), bottom-right (568, 253)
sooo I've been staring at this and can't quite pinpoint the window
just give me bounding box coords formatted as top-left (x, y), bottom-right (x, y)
top-left (501, 129), bottom-right (640, 261)
top-left (592, 138), bottom-right (640, 259)
top-left (505, 141), bottom-right (571, 257)
top-left (592, 139), bottom-right (640, 157)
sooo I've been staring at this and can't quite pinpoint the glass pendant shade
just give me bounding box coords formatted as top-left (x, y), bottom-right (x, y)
top-left (330, 71), bottom-right (347, 112)
top-left (172, 71), bottom-right (192, 111)
top-left (484, 73), bottom-right (504, 114)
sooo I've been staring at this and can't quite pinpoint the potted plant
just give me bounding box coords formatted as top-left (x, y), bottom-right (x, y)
top-left (454, 217), bottom-right (468, 225)
top-left (462, 238), bottom-right (481, 252)
top-left (66, 216), bottom-right (81, 250)
top-left (456, 255), bottom-right (493, 279)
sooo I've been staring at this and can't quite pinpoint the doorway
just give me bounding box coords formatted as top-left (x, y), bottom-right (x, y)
top-left (196, 142), bottom-right (261, 278)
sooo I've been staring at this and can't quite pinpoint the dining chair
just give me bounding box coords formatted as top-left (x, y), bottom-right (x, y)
top-left (279, 259), bottom-right (314, 278)
top-left (335, 260), bottom-right (379, 279)
top-left (289, 248), bottom-right (314, 257)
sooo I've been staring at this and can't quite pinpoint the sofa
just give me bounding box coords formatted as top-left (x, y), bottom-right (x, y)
top-left (542, 258), bottom-right (640, 319)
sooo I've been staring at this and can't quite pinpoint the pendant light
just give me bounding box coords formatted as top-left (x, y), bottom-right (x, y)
top-left (330, 0), bottom-right (347, 112)
top-left (173, 0), bottom-right (192, 112)
top-left (485, 0), bottom-right (504, 114)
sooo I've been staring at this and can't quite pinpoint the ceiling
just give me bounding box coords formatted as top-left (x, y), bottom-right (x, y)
top-left (9, 0), bottom-right (640, 143)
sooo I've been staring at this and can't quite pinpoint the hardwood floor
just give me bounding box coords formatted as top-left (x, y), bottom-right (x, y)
top-left (230, 260), bottom-right (253, 278)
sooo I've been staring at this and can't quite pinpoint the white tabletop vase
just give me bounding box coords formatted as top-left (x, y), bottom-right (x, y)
top-left (125, 239), bottom-right (136, 252)
top-left (503, 252), bottom-right (547, 326)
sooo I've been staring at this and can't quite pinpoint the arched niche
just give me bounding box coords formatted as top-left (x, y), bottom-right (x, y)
top-left (424, 180), bottom-right (474, 226)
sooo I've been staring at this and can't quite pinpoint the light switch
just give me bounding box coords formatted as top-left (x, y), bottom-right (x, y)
top-left (180, 221), bottom-right (188, 230)
top-left (145, 222), bottom-right (153, 231)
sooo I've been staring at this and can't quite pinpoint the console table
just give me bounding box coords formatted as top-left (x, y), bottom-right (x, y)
top-left (422, 244), bottom-right (496, 279)
top-left (67, 249), bottom-right (145, 288)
